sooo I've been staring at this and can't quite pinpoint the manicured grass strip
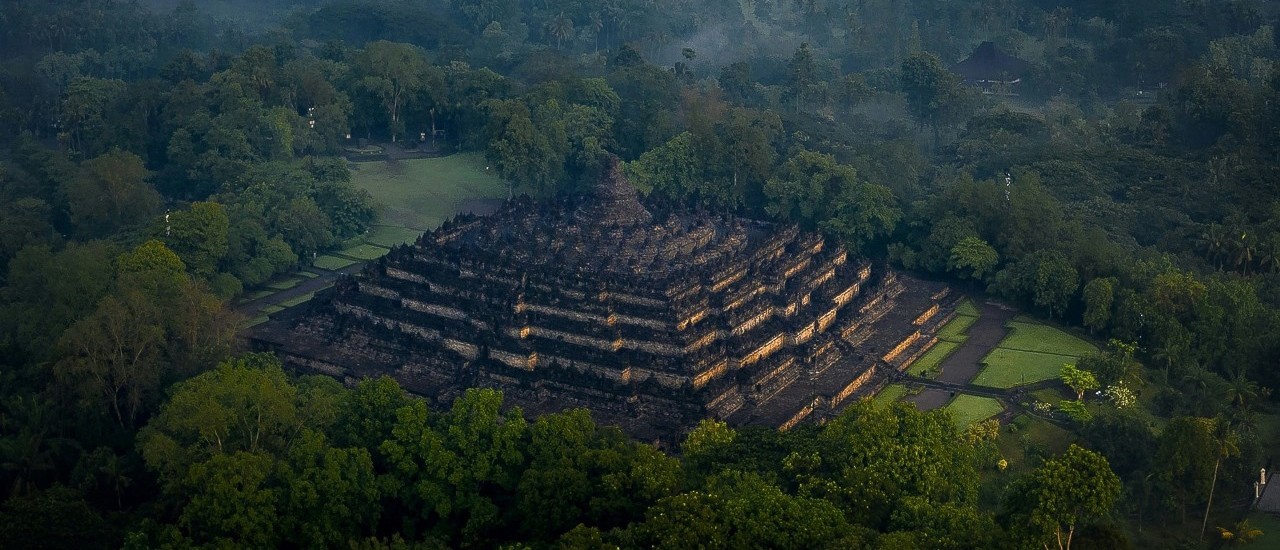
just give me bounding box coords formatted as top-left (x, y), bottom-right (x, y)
top-left (313, 255), bottom-right (358, 270)
top-left (945, 394), bottom-right (1004, 428)
top-left (997, 321), bottom-right (1097, 356)
top-left (260, 305), bottom-right (285, 315)
top-left (340, 243), bottom-right (391, 260)
top-left (350, 152), bottom-right (508, 231)
top-left (872, 384), bottom-right (908, 406)
top-left (280, 290), bottom-right (322, 308)
top-left (297, 270), bottom-right (320, 279)
top-left (265, 277), bottom-right (303, 291)
top-left (1030, 388), bottom-right (1066, 406)
top-left (907, 340), bottom-right (961, 377)
top-left (240, 289), bottom-right (275, 302)
top-left (243, 316), bottom-right (270, 328)
top-left (972, 348), bottom-right (1078, 388)
top-left (955, 299), bottom-right (980, 317)
top-left (937, 314), bottom-right (978, 343)
top-left (365, 225), bottom-right (423, 247)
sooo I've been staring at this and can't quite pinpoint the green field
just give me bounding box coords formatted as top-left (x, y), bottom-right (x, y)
top-left (872, 384), bottom-right (908, 406)
top-left (260, 304), bottom-right (285, 314)
top-left (350, 153), bottom-right (508, 232)
top-left (937, 314), bottom-right (978, 342)
top-left (955, 299), bottom-right (980, 317)
top-left (945, 394), bottom-right (1004, 428)
top-left (340, 243), bottom-right (392, 260)
top-left (365, 225), bottom-right (424, 247)
top-left (907, 340), bottom-right (960, 377)
top-left (973, 348), bottom-right (1077, 387)
top-left (280, 290), bottom-right (321, 308)
top-left (313, 254), bottom-right (358, 270)
top-left (265, 277), bottom-right (303, 291)
top-left (997, 321), bottom-right (1097, 356)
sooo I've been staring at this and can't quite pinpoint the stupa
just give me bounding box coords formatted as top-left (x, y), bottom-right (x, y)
top-left (250, 158), bottom-right (956, 440)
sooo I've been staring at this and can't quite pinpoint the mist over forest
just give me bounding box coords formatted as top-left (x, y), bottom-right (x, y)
top-left (1, 0), bottom-right (1279, 548)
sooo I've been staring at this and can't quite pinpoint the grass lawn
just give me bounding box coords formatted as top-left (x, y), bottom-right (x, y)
top-left (972, 348), bottom-right (1078, 388)
top-left (937, 314), bottom-right (978, 343)
top-left (243, 315), bottom-right (269, 328)
top-left (260, 304), bottom-right (285, 315)
top-left (339, 243), bottom-right (391, 260)
top-left (240, 289), bottom-right (275, 302)
top-left (1031, 387), bottom-right (1067, 406)
top-left (297, 270), bottom-right (319, 278)
top-left (872, 384), bottom-right (908, 406)
top-left (280, 290), bottom-right (321, 308)
top-left (907, 340), bottom-right (960, 377)
top-left (955, 298), bottom-right (980, 317)
top-left (997, 321), bottom-right (1097, 356)
top-left (1244, 513), bottom-right (1280, 547)
top-left (313, 254), bottom-right (358, 270)
top-left (945, 394), bottom-right (1004, 428)
top-left (365, 225), bottom-right (423, 247)
top-left (349, 152), bottom-right (508, 232)
top-left (265, 277), bottom-right (303, 291)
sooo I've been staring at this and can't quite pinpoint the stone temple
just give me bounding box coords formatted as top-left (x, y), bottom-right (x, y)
top-left (251, 159), bottom-right (957, 441)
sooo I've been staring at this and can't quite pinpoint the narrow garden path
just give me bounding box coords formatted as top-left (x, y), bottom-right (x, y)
top-left (906, 302), bottom-right (1017, 411)
top-left (234, 261), bottom-right (363, 320)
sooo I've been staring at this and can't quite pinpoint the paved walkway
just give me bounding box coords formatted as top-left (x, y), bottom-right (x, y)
top-left (907, 301), bottom-right (1016, 410)
top-left (235, 262), bottom-right (364, 319)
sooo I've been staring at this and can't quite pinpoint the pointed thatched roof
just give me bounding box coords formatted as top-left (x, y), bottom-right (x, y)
top-left (953, 42), bottom-right (1031, 82)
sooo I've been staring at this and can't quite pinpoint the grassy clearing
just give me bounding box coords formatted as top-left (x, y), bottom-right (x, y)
top-left (937, 314), bottom-right (978, 343)
top-left (998, 321), bottom-right (1097, 356)
top-left (997, 414), bottom-right (1075, 474)
top-left (907, 340), bottom-right (961, 377)
top-left (297, 270), bottom-right (319, 279)
top-left (240, 289), bottom-right (275, 302)
top-left (955, 299), bottom-right (980, 317)
top-left (340, 243), bottom-right (391, 260)
top-left (244, 315), bottom-right (269, 328)
top-left (365, 225), bottom-right (423, 247)
top-left (260, 304), bottom-right (285, 315)
top-left (314, 255), bottom-right (358, 270)
top-left (349, 152), bottom-right (507, 232)
top-left (973, 348), bottom-right (1078, 388)
top-left (280, 291), bottom-right (320, 308)
top-left (1031, 387), bottom-right (1066, 406)
top-left (872, 384), bottom-right (908, 406)
top-left (1244, 513), bottom-right (1280, 547)
top-left (945, 394), bottom-right (1004, 428)
top-left (265, 277), bottom-right (303, 291)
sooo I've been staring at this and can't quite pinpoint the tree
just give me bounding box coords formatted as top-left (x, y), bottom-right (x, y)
top-left (1008, 445), bottom-right (1121, 550)
top-left (990, 249), bottom-right (1079, 318)
top-left (63, 150), bottom-right (160, 237)
top-left (948, 236), bottom-right (999, 281)
top-left (900, 51), bottom-right (969, 142)
top-left (137, 354), bottom-right (301, 489)
top-left (165, 202), bottom-right (229, 280)
top-left (352, 42), bottom-right (435, 141)
top-left (1199, 417), bottom-right (1239, 541)
top-left (1061, 363), bottom-right (1099, 401)
top-left (1081, 277), bottom-right (1115, 333)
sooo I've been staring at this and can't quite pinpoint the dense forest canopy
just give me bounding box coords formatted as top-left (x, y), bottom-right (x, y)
top-left (1, 0), bottom-right (1279, 547)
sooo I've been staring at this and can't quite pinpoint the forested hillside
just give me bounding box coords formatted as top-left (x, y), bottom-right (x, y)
top-left (1, 0), bottom-right (1278, 547)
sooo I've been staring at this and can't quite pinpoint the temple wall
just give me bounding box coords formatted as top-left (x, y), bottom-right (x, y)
top-left (831, 366), bottom-right (876, 408)
top-left (741, 333), bottom-right (785, 367)
top-left (403, 299), bottom-right (467, 321)
top-left (442, 338), bottom-right (478, 360)
top-left (692, 360), bottom-right (729, 389)
top-left (913, 304), bottom-right (940, 325)
top-left (386, 267), bottom-right (427, 285)
top-left (882, 331), bottom-right (922, 363)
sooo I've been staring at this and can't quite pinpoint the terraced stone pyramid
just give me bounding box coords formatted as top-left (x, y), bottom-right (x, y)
top-left (250, 158), bottom-right (954, 441)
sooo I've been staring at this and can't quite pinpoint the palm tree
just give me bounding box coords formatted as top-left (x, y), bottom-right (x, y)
top-left (1200, 416), bottom-right (1240, 541)
top-left (546, 14), bottom-right (574, 49)
top-left (1225, 370), bottom-right (1261, 411)
top-left (1197, 224), bottom-right (1228, 270)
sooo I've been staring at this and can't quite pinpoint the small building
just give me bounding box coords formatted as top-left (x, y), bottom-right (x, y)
top-left (953, 41), bottom-right (1031, 95)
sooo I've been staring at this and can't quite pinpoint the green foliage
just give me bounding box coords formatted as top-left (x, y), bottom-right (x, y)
top-left (1004, 445), bottom-right (1121, 549)
top-left (1061, 363), bottom-right (1100, 401)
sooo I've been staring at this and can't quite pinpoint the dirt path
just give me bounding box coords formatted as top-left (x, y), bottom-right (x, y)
top-left (906, 301), bottom-right (1016, 411)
